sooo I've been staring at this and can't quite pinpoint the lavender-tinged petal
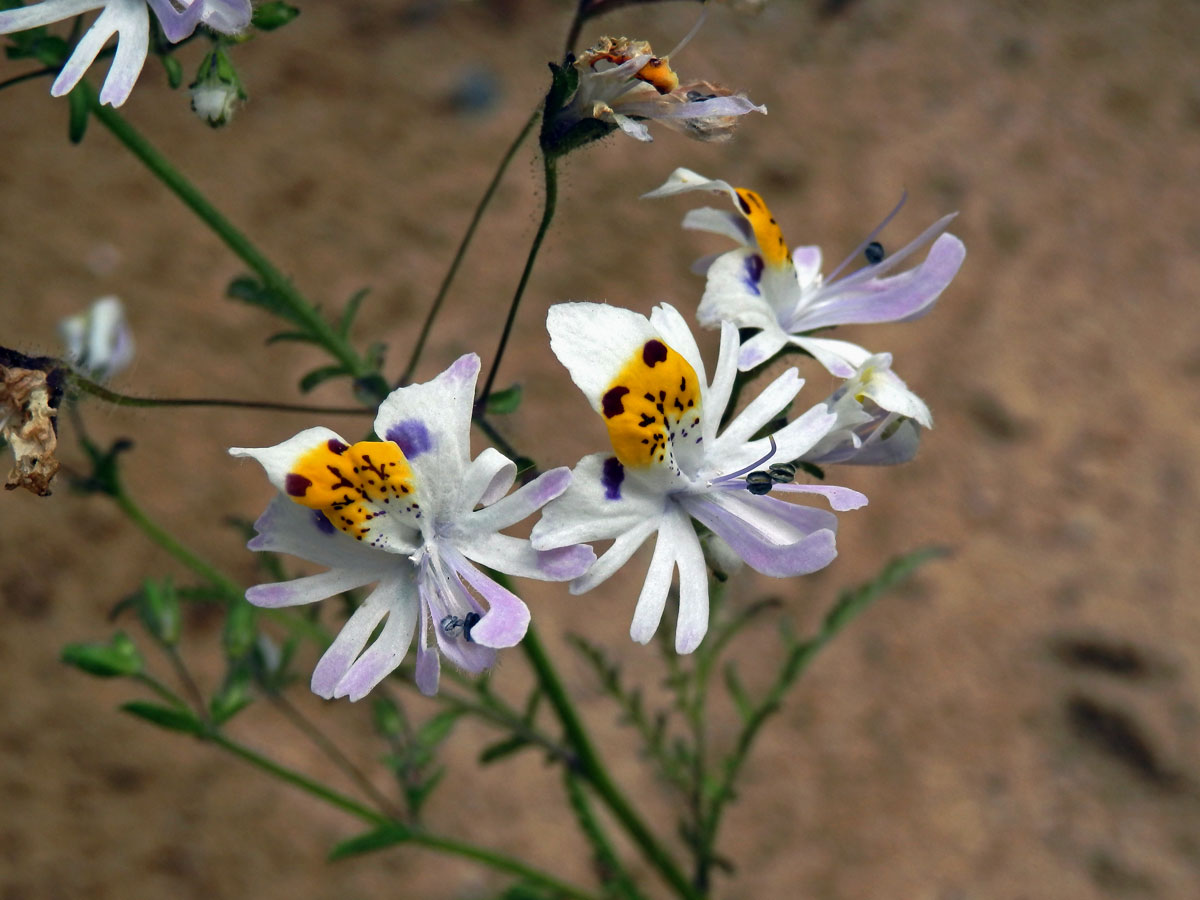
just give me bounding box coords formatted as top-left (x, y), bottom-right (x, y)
top-left (681, 207), bottom-right (753, 247)
top-left (0, 0), bottom-right (101, 33)
top-left (690, 252), bottom-right (726, 276)
top-left (862, 375), bottom-right (932, 428)
top-left (830, 214), bottom-right (958, 290)
top-left (95, 0), bottom-right (149, 106)
top-left (618, 94), bottom-right (764, 121)
top-left (670, 511), bottom-right (709, 654)
top-left (413, 604), bottom-right (440, 696)
top-left (461, 447), bottom-right (516, 510)
top-left (145, 0), bottom-right (201, 42)
top-left (375, 353), bottom-right (479, 511)
top-left (788, 335), bottom-right (872, 379)
top-left (641, 167), bottom-right (739, 205)
top-left (612, 112), bottom-right (653, 141)
top-left (712, 367), bottom-right (803, 449)
top-left (629, 527), bottom-right (677, 645)
top-left (246, 566), bottom-right (383, 609)
top-left (310, 593), bottom-right (390, 698)
top-left (465, 467), bottom-right (572, 536)
top-left (569, 515), bottom-right (661, 594)
top-left (696, 248), bottom-right (779, 331)
top-left (531, 453), bottom-right (664, 549)
top-left (702, 322), bottom-right (741, 446)
top-left (766, 403), bottom-right (840, 465)
top-left (648, 303), bottom-right (707, 393)
top-left (50, 4), bottom-right (123, 99)
top-left (843, 419), bottom-right (922, 466)
top-left (797, 233), bottom-right (966, 332)
top-left (429, 571), bottom-right (497, 673)
top-left (736, 328), bottom-right (790, 372)
top-left (713, 490), bottom-right (841, 539)
top-left (449, 554), bottom-right (530, 649)
top-left (332, 577), bottom-right (419, 701)
top-left (460, 532), bottom-right (594, 582)
top-left (683, 495), bottom-right (838, 578)
top-left (199, 0), bottom-right (251, 33)
top-left (792, 246), bottom-right (823, 285)
top-left (767, 483), bottom-right (869, 511)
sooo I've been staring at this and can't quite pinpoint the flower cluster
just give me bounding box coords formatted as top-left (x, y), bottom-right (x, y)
top-left (233, 169), bottom-right (963, 699)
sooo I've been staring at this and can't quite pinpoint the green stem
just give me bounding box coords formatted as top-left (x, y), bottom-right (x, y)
top-left (211, 732), bottom-right (602, 900)
top-left (0, 66), bottom-right (55, 92)
top-left (70, 372), bottom-right (370, 416)
top-left (563, 770), bottom-right (648, 900)
top-left (84, 83), bottom-right (384, 404)
top-left (521, 626), bottom-right (702, 900)
top-left (476, 152), bottom-right (558, 412)
top-left (399, 107), bottom-right (541, 386)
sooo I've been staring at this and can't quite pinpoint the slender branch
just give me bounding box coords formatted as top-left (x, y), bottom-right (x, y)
top-left (0, 66), bottom-right (55, 92)
top-left (82, 83), bottom-right (385, 404)
top-left (70, 373), bottom-right (370, 416)
top-left (521, 625), bottom-right (702, 900)
top-left (563, 770), bottom-right (648, 900)
top-left (399, 107), bottom-right (541, 386)
top-left (476, 152), bottom-right (558, 413)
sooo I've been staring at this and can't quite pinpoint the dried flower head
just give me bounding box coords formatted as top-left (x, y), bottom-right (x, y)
top-left (0, 352), bottom-right (64, 497)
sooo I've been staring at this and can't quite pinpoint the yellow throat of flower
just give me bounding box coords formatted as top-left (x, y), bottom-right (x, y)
top-left (733, 187), bottom-right (791, 269)
top-left (284, 439), bottom-right (417, 541)
top-left (599, 339), bottom-right (701, 470)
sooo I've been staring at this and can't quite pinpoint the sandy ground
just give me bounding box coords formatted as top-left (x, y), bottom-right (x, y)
top-left (2, 0), bottom-right (1199, 897)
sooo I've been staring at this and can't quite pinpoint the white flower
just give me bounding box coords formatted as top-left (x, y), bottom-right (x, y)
top-left (644, 168), bottom-right (966, 376)
top-left (801, 353), bottom-right (930, 467)
top-left (58, 295), bottom-right (134, 380)
top-left (531, 302), bottom-right (867, 654)
top-left (0, 0), bottom-right (251, 107)
top-left (551, 36), bottom-right (765, 144)
top-left (230, 354), bottom-right (595, 700)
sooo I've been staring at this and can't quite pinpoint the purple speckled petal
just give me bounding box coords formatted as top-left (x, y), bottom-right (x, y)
top-left (681, 494), bottom-right (838, 578)
top-left (450, 554), bottom-right (530, 649)
top-left (310, 591), bottom-right (391, 698)
top-left (246, 565), bottom-right (383, 609)
top-left (465, 467), bottom-right (572, 535)
top-left (459, 532), bottom-right (594, 581)
top-left (331, 577), bottom-right (419, 701)
top-left (386, 419), bottom-right (434, 459)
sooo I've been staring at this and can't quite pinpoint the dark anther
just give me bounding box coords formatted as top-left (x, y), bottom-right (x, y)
top-left (768, 462), bottom-right (796, 483)
top-left (864, 241), bottom-right (885, 264)
top-left (463, 612), bottom-right (482, 642)
top-left (439, 614), bottom-right (462, 637)
top-left (745, 471), bottom-right (774, 495)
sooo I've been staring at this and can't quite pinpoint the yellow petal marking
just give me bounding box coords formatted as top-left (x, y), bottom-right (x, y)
top-left (600, 339), bottom-right (702, 470)
top-left (284, 439), bottom-right (418, 542)
top-left (733, 187), bottom-right (791, 269)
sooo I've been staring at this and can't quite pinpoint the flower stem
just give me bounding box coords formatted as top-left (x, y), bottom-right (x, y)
top-left (69, 372), bottom-right (370, 416)
top-left (399, 106), bottom-right (541, 386)
top-left (476, 152), bottom-right (558, 413)
top-left (83, 84), bottom-right (384, 404)
top-left (0, 66), bottom-right (55, 92)
top-left (521, 625), bottom-right (702, 900)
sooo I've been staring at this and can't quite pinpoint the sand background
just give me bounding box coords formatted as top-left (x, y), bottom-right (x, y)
top-left (2, 0), bottom-right (1199, 897)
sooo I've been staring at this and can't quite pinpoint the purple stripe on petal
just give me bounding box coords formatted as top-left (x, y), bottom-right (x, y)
top-left (602, 456), bottom-right (625, 500)
top-left (743, 254), bottom-right (764, 295)
top-left (386, 419), bottom-right (433, 458)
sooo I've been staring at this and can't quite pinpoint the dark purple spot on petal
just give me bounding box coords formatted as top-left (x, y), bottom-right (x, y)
top-left (285, 473), bottom-right (312, 497)
top-left (312, 510), bottom-right (335, 534)
top-left (327, 439), bottom-right (349, 455)
top-left (601, 456), bottom-right (624, 500)
top-left (642, 340), bottom-right (668, 367)
top-left (602, 386), bottom-right (629, 418)
top-left (386, 419), bottom-right (433, 458)
top-left (743, 254), bottom-right (764, 295)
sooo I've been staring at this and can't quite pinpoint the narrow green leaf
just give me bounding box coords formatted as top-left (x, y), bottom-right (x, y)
top-left (67, 84), bottom-right (89, 144)
top-left (298, 364), bottom-right (350, 393)
top-left (161, 54), bottom-right (183, 89)
top-left (210, 665), bottom-right (253, 725)
top-left (485, 384), bottom-right (522, 415)
top-left (61, 632), bottom-right (143, 678)
top-left (823, 546), bottom-right (948, 635)
top-left (328, 824), bottom-right (412, 861)
top-left (405, 767), bottom-right (444, 816)
top-left (338, 287), bottom-right (370, 337)
top-left (137, 578), bottom-right (181, 646)
top-left (479, 735), bottom-right (531, 765)
top-left (227, 275), bottom-right (303, 326)
top-left (265, 330), bottom-right (320, 346)
top-left (723, 663), bottom-right (753, 722)
top-left (371, 695), bottom-right (405, 739)
top-left (416, 709), bottom-right (461, 748)
top-left (120, 700), bottom-right (205, 736)
top-left (796, 461), bottom-right (825, 480)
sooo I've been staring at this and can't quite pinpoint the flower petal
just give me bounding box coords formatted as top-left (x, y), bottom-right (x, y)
top-left (331, 577), bottom-right (420, 701)
top-left (670, 510), bottom-right (709, 654)
top-left (246, 565), bottom-right (384, 609)
top-left (460, 531), bottom-right (594, 581)
top-left (198, 0), bottom-right (251, 33)
top-left (461, 446), bottom-right (516, 510)
top-left (145, 0), bottom-right (202, 42)
top-left (767, 483), bottom-right (869, 511)
top-left (546, 303), bottom-right (658, 411)
top-left (450, 554), bottom-right (531, 649)
top-left (648, 303), bottom-right (707, 394)
top-left (629, 523), bottom-right (677, 645)
top-left (0, 0), bottom-right (101, 33)
top-left (310, 587), bottom-right (394, 698)
top-left (696, 248), bottom-right (782, 332)
top-left (52, 0), bottom-right (149, 106)
top-left (531, 453), bottom-right (665, 548)
top-left (569, 515), bottom-right (661, 594)
top-left (736, 327), bottom-right (790, 371)
top-left (681, 493), bottom-right (838, 577)
top-left (465, 466), bottom-right (572, 535)
top-left (245, 495), bottom-right (386, 570)
top-left (642, 167), bottom-right (740, 207)
top-left (789, 334), bottom-right (872, 379)
top-left (681, 207), bottom-right (753, 246)
top-left (710, 367), bottom-right (803, 451)
top-left (702, 321), bottom-right (741, 446)
top-left (414, 605), bottom-right (440, 695)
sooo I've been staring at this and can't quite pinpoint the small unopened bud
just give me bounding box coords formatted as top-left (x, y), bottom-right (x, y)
top-left (58, 296), bottom-right (134, 381)
top-left (190, 49), bottom-right (245, 128)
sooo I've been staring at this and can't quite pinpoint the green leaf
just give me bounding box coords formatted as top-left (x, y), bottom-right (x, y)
top-left (328, 824), bottom-right (412, 861)
top-left (61, 632), bottom-right (143, 678)
top-left (137, 578), bottom-right (181, 646)
top-left (478, 735), bottom-right (531, 765)
top-left (227, 275), bottom-right (303, 326)
top-left (120, 700), bottom-right (205, 736)
top-left (371, 695), bottom-right (405, 739)
top-left (485, 384), bottom-right (522, 415)
top-left (298, 364), bottom-right (350, 393)
top-left (265, 330), bottom-right (320, 346)
top-left (723, 663), bottom-right (753, 722)
top-left (404, 767), bottom-right (444, 817)
top-left (223, 597), bottom-right (257, 660)
top-left (338, 287), bottom-right (370, 337)
top-left (66, 84), bottom-right (89, 144)
top-left (252, 1), bottom-right (300, 30)
top-left (210, 665), bottom-right (253, 725)
top-left (161, 54), bottom-right (183, 89)
top-left (416, 709), bottom-right (462, 748)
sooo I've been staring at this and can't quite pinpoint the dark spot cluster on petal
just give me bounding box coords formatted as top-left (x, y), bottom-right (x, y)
top-left (601, 455), bottom-right (625, 500)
